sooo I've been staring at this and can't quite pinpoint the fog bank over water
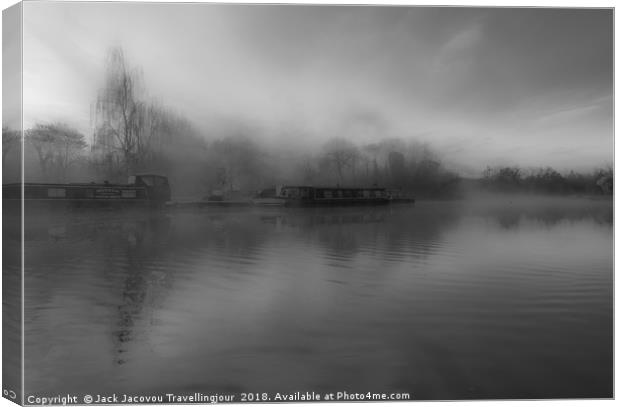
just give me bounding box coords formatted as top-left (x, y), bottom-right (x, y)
top-left (15, 3), bottom-right (612, 176)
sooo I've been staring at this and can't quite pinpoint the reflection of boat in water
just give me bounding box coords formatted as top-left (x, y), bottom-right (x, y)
top-left (275, 185), bottom-right (393, 206)
top-left (17, 211), bottom-right (172, 243)
top-left (259, 209), bottom-right (389, 227)
top-left (251, 197), bottom-right (286, 206)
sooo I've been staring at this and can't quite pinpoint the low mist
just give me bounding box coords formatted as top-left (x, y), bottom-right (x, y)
top-left (3, 45), bottom-right (613, 201)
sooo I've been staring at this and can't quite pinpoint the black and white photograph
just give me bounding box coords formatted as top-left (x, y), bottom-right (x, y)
top-left (1, 0), bottom-right (614, 404)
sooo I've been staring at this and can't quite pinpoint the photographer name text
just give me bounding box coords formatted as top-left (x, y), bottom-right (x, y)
top-left (25, 391), bottom-right (411, 405)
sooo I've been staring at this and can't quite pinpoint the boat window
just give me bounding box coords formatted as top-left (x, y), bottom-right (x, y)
top-left (283, 188), bottom-right (299, 198)
top-left (121, 190), bottom-right (137, 198)
top-left (47, 188), bottom-right (66, 198)
top-left (324, 190), bottom-right (333, 198)
top-left (127, 176), bottom-right (136, 185)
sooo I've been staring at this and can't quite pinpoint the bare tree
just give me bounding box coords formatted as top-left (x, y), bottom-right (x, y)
top-left (26, 122), bottom-right (87, 181)
top-left (2, 126), bottom-right (21, 173)
top-left (322, 137), bottom-right (359, 184)
top-left (298, 155), bottom-right (318, 184)
top-left (205, 136), bottom-right (262, 194)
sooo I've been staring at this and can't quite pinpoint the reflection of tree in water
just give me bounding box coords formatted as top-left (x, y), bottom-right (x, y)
top-left (78, 214), bottom-right (173, 365)
top-left (253, 200), bottom-right (611, 267)
top-left (28, 212), bottom-right (266, 366)
top-left (115, 246), bottom-right (146, 364)
top-left (113, 215), bottom-right (172, 365)
top-left (161, 207), bottom-right (458, 272)
top-left (494, 211), bottom-right (523, 230)
top-left (106, 211), bottom-right (272, 365)
top-left (476, 200), bottom-right (613, 230)
top-left (268, 208), bottom-right (391, 260)
top-left (20, 211), bottom-right (175, 371)
top-left (257, 205), bottom-right (461, 266)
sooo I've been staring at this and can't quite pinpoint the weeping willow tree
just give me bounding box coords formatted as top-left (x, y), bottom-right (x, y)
top-left (91, 47), bottom-right (149, 180)
top-left (91, 47), bottom-right (204, 184)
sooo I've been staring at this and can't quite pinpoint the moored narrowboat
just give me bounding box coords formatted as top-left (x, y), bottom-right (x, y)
top-left (277, 185), bottom-right (392, 206)
top-left (251, 187), bottom-right (286, 206)
top-left (3, 174), bottom-right (171, 208)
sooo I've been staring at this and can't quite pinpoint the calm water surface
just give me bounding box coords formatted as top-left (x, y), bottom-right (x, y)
top-left (21, 199), bottom-right (612, 400)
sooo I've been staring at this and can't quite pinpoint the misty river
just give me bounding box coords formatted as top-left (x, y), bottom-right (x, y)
top-left (17, 198), bottom-right (612, 400)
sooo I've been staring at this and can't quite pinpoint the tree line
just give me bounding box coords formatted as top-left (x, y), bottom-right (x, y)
top-left (480, 165), bottom-right (613, 195)
top-left (3, 47), bottom-right (461, 198)
top-left (289, 137), bottom-right (460, 198)
top-left (1, 47), bottom-right (611, 199)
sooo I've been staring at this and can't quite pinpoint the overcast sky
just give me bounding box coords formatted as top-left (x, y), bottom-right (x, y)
top-left (12, 2), bottom-right (613, 174)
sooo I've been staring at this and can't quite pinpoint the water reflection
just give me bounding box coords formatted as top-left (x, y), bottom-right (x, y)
top-left (21, 200), bottom-right (612, 399)
top-left (462, 197), bottom-right (613, 229)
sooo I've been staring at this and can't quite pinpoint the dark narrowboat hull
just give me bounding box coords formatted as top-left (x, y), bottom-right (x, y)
top-left (3, 183), bottom-right (164, 209)
top-left (278, 185), bottom-right (396, 207)
top-left (283, 197), bottom-right (392, 207)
